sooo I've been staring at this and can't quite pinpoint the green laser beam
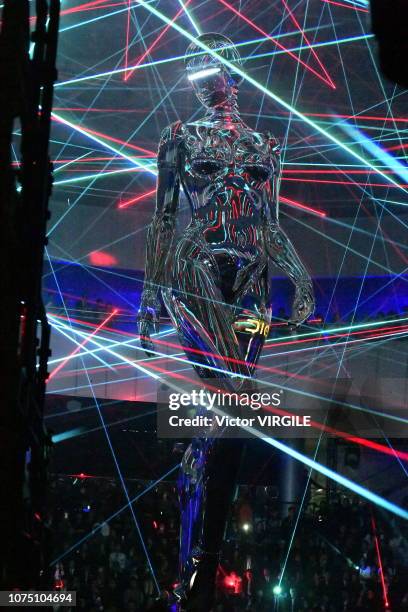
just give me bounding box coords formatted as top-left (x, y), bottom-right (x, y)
top-left (54, 165), bottom-right (156, 186)
top-left (55, 27), bottom-right (357, 88)
top-left (134, 0), bottom-right (406, 193)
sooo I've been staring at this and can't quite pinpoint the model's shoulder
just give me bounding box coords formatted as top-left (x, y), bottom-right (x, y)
top-left (159, 120), bottom-right (184, 143)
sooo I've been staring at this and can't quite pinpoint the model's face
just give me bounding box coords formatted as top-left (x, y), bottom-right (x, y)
top-left (189, 65), bottom-right (238, 109)
top-left (184, 34), bottom-right (242, 109)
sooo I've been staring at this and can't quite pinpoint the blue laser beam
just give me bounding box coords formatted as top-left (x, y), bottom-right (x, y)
top-left (339, 120), bottom-right (408, 185)
top-left (51, 464), bottom-right (179, 566)
top-left (46, 257), bottom-right (161, 593)
top-left (211, 405), bottom-right (408, 520)
top-left (135, 0), bottom-right (406, 193)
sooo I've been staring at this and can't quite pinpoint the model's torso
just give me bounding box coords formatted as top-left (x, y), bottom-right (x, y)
top-left (178, 119), bottom-right (279, 258)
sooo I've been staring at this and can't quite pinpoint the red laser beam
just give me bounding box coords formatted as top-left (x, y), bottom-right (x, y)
top-left (280, 195), bottom-right (327, 217)
top-left (13, 157), bottom-right (117, 165)
top-left (53, 107), bottom-right (152, 113)
top-left (118, 188), bottom-right (156, 208)
top-left (142, 323), bottom-right (408, 417)
top-left (52, 311), bottom-right (408, 358)
top-left (55, 110), bottom-right (407, 123)
top-left (281, 0), bottom-right (335, 88)
top-left (267, 327), bottom-right (408, 362)
top-left (262, 404), bottom-right (408, 463)
top-left (46, 291), bottom-right (133, 314)
top-left (118, 191), bottom-right (325, 215)
top-left (48, 309), bottom-right (118, 380)
top-left (216, 0), bottom-right (336, 88)
top-left (294, 112), bottom-right (408, 123)
top-left (283, 169), bottom-right (396, 175)
top-left (166, 322), bottom-right (407, 360)
top-left (63, 1), bottom-right (125, 15)
top-left (263, 322), bottom-right (408, 352)
top-left (52, 116), bottom-right (156, 156)
top-left (61, 168), bottom-right (146, 173)
top-left (146, 322), bottom-right (408, 386)
top-left (124, 0), bottom-right (192, 81)
top-left (51, 308), bottom-right (408, 379)
top-left (282, 177), bottom-right (407, 188)
top-left (136, 357), bottom-right (408, 463)
top-left (386, 143), bottom-right (408, 151)
top-left (25, 1), bottom-right (126, 27)
top-left (51, 313), bottom-right (137, 333)
top-left (321, 0), bottom-right (369, 13)
top-left (49, 157), bottom-right (153, 164)
top-left (371, 515), bottom-right (390, 608)
top-left (140, 324), bottom-right (408, 447)
top-left (61, 0), bottom-right (123, 16)
top-left (50, 313), bottom-right (408, 461)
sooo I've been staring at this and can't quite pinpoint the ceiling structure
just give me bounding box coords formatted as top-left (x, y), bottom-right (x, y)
top-left (27, 2), bottom-right (408, 567)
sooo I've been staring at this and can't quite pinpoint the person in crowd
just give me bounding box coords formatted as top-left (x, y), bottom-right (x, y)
top-left (51, 474), bottom-right (408, 611)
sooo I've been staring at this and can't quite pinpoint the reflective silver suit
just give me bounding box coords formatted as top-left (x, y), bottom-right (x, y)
top-left (138, 33), bottom-right (314, 610)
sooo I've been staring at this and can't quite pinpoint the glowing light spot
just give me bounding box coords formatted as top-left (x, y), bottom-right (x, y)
top-left (89, 251), bottom-right (118, 267)
top-left (187, 67), bottom-right (221, 81)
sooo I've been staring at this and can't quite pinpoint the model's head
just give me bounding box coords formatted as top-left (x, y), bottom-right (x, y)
top-left (184, 33), bottom-right (243, 110)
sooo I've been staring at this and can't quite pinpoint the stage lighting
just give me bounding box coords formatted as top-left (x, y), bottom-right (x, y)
top-left (273, 585), bottom-right (282, 595)
top-left (187, 67), bottom-right (221, 81)
top-left (241, 522), bottom-right (251, 532)
top-left (224, 572), bottom-right (242, 594)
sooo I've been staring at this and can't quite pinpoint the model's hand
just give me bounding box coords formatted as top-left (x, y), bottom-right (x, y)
top-left (137, 292), bottom-right (161, 356)
top-left (289, 281), bottom-right (315, 326)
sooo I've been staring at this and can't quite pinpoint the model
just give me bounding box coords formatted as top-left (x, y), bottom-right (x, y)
top-left (138, 33), bottom-right (315, 611)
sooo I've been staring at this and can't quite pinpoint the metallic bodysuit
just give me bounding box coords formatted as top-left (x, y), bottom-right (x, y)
top-left (138, 33), bottom-right (314, 610)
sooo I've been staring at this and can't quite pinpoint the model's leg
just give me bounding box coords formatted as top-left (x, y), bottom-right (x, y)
top-left (186, 271), bottom-right (272, 563)
top-left (162, 231), bottom-right (269, 610)
top-left (162, 233), bottom-right (246, 604)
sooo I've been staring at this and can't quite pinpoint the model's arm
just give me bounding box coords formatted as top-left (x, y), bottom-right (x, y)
top-left (137, 123), bottom-right (181, 352)
top-left (263, 137), bottom-right (315, 326)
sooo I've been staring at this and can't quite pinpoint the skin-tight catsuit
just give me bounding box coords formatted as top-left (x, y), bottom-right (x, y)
top-left (137, 33), bottom-right (315, 611)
